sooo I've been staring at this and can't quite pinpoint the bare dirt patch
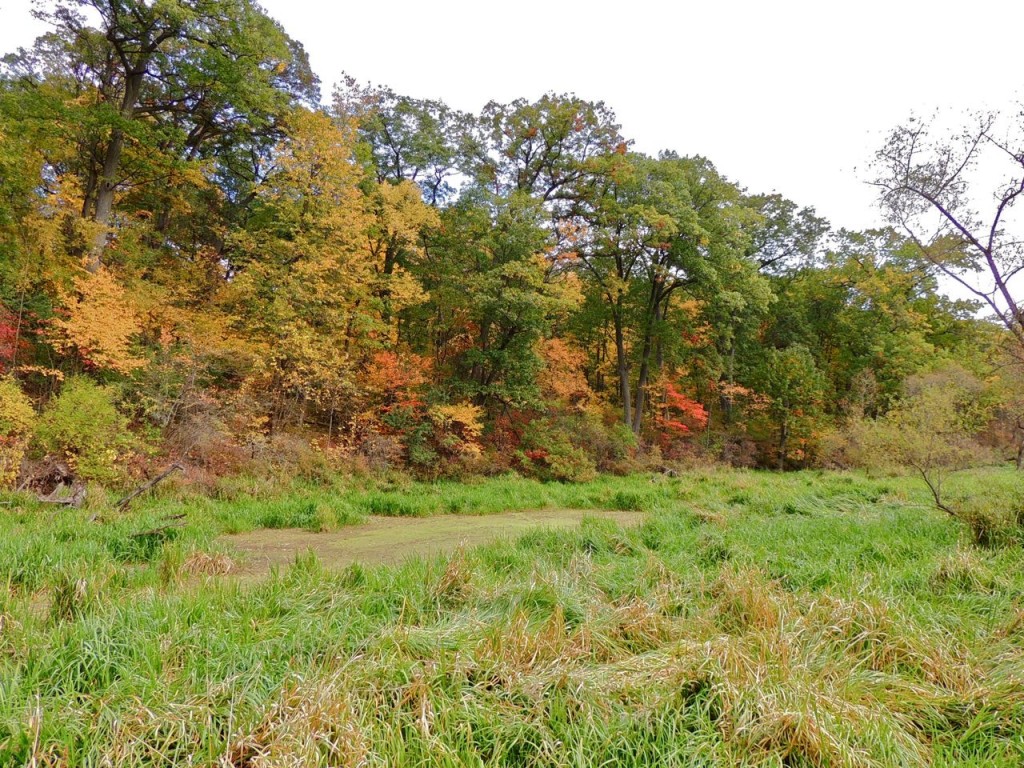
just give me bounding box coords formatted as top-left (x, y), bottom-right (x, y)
top-left (222, 508), bottom-right (645, 575)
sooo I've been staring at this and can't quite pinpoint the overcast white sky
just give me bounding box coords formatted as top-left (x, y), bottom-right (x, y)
top-left (1, 0), bottom-right (1021, 234)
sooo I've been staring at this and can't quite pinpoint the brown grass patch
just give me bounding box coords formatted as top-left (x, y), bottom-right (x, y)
top-left (182, 551), bottom-right (236, 576)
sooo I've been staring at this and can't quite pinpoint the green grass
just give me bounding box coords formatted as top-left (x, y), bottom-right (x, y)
top-left (0, 467), bottom-right (1021, 766)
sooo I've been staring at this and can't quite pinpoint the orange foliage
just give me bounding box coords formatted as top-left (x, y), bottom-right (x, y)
top-left (537, 338), bottom-right (592, 408)
top-left (363, 351), bottom-right (430, 411)
top-left (51, 267), bottom-right (145, 374)
top-left (719, 382), bottom-right (771, 414)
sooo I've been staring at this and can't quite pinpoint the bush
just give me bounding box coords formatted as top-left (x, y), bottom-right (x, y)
top-left (569, 411), bottom-right (638, 473)
top-left (0, 377), bottom-right (35, 488)
top-left (516, 417), bottom-right (596, 482)
top-left (824, 367), bottom-right (1008, 542)
top-left (32, 377), bottom-right (136, 484)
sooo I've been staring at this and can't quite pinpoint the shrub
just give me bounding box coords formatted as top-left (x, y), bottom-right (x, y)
top-left (428, 402), bottom-right (484, 458)
top-left (516, 417), bottom-right (596, 482)
top-left (568, 411), bottom-right (638, 473)
top-left (398, 401), bottom-right (486, 478)
top-left (827, 367), bottom-right (1005, 541)
top-left (356, 431), bottom-right (406, 472)
top-left (32, 377), bottom-right (135, 484)
top-left (0, 377), bottom-right (35, 488)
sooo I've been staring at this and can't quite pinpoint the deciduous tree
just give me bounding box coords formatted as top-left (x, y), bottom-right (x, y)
top-left (872, 110), bottom-right (1024, 359)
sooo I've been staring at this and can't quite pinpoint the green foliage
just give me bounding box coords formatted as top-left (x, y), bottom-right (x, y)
top-left (850, 367), bottom-right (988, 478)
top-left (32, 377), bottom-right (135, 484)
top-left (834, 366), bottom-right (1015, 545)
top-left (566, 411), bottom-right (638, 473)
top-left (757, 230), bottom-right (981, 416)
top-left (412, 191), bottom-right (577, 409)
top-left (517, 417), bottom-right (598, 482)
top-left (752, 345), bottom-right (828, 469)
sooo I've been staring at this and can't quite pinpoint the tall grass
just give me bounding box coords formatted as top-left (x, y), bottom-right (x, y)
top-left (0, 467), bottom-right (1021, 765)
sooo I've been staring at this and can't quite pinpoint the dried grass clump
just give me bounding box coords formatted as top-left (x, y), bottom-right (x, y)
top-left (226, 673), bottom-right (370, 768)
top-left (97, 696), bottom-right (215, 766)
top-left (709, 565), bottom-right (785, 633)
top-left (472, 607), bottom-right (590, 682)
top-left (930, 547), bottom-right (1002, 594)
top-left (603, 599), bottom-right (674, 654)
top-left (182, 551), bottom-right (237, 576)
top-left (566, 565), bottom-right (1016, 767)
top-left (431, 548), bottom-right (473, 606)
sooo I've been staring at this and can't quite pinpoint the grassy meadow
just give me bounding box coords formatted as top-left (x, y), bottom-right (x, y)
top-left (0, 467), bottom-right (1022, 766)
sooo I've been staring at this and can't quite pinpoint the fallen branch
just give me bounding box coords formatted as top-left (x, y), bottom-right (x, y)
top-left (130, 513), bottom-right (187, 539)
top-left (116, 462), bottom-right (184, 512)
top-left (37, 483), bottom-right (87, 508)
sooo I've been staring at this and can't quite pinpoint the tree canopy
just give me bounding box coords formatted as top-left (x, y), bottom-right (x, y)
top-left (0, 16), bottom-right (1014, 486)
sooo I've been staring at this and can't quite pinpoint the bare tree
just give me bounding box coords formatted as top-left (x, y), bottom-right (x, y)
top-left (871, 109), bottom-right (1024, 359)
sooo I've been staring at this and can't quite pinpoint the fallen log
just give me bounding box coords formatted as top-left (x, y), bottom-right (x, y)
top-left (116, 462), bottom-right (184, 512)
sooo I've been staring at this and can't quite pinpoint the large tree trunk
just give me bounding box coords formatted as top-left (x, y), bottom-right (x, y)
top-left (613, 311), bottom-right (631, 428)
top-left (630, 287), bottom-right (662, 435)
top-left (632, 358), bottom-right (649, 436)
top-left (87, 70), bottom-right (145, 272)
top-left (88, 130), bottom-right (125, 267)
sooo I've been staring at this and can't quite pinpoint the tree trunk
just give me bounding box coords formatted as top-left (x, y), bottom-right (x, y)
top-left (631, 290), bottom-right (661, 435)
top-left (777, 420), bottom-right (788, 471)
top-left (613, 311), bottom-right (631, 428)
top-left (89, 130), bottom-right (124, 267)
top-left (87, 70), bottom-right (144, 271)
top-left (632, 356), bottom-right (649, 436)
top-left (720, 343), bottom-right (736, 425)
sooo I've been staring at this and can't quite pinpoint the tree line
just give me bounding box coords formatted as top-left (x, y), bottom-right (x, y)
top-left (1, 0), bottom-right (1021, 487)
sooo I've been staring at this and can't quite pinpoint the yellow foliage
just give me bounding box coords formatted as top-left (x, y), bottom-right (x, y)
top-left (267, 110), bottom-right (370, 249)
top-left (1, 149), bottom-right (95, 294)
top-left (51, 267), bottom-right (146, 374)
top-left (363, 179), bottom-right (435, 334)
top-left (429, 402), bottom-right (484, 455)
top-left (0, 378), bottom-right (35, 488)
top-left (367, 180), bottom-right (439, 265)
top-left (11, 365), bottom-right (63, 382)
top-left (223, 110), bottom-right (434, 413)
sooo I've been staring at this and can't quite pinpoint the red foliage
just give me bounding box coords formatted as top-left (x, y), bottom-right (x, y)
top-left (656, 382), bottom-right (708, 435)
top-left (0, 306), bottom-right (20, 372)
top-left (654, 382), bottom-right (708, 456)
top-left (488, 411), bottom-right (531, 452)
